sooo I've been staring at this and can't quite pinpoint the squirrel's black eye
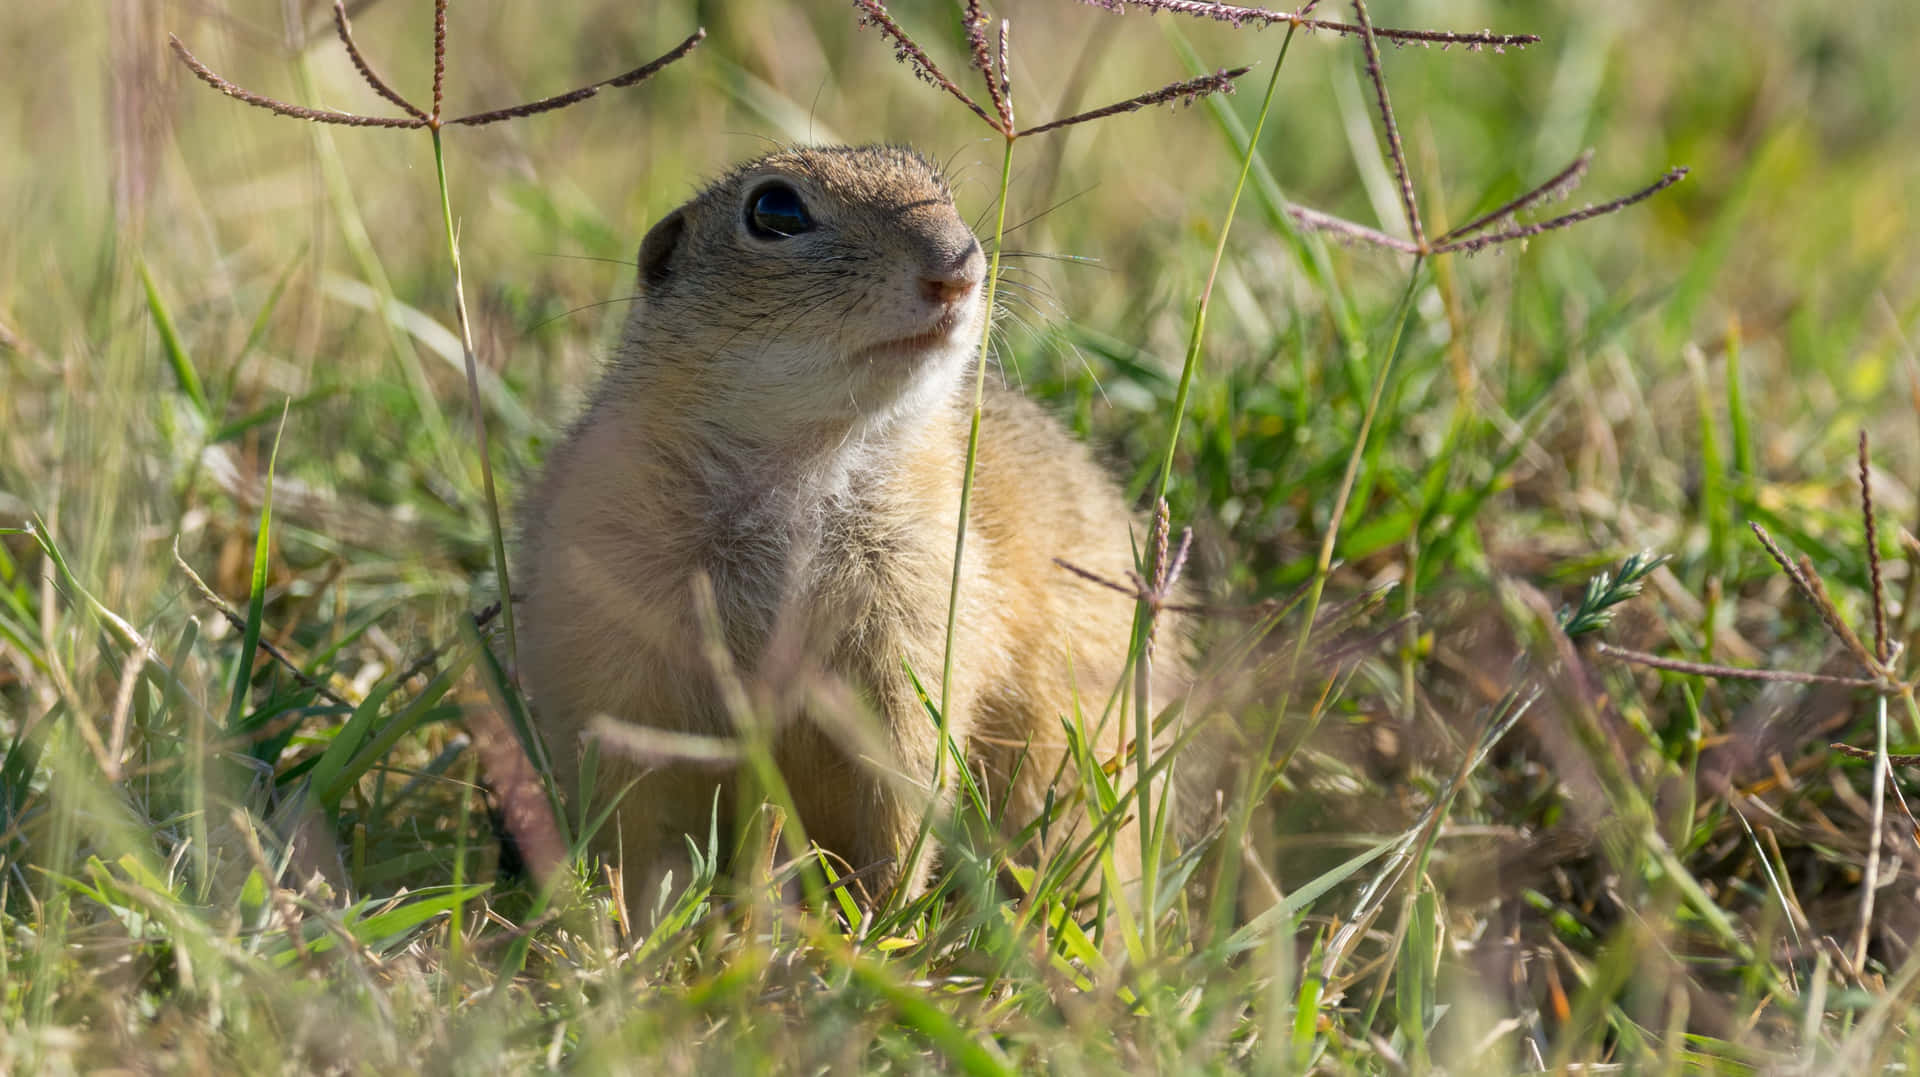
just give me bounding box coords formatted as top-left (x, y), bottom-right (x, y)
top-left (745, 183), bottom-right (813, 239)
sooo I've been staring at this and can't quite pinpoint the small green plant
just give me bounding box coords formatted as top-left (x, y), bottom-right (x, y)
top-left (1560, 548), bottom-right (1666, 638)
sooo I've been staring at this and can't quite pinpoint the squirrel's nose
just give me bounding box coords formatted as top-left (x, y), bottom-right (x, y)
top-left (920, 239), bottom-right (985, 305)
top-left (920, 273), bottom-right (976, 305)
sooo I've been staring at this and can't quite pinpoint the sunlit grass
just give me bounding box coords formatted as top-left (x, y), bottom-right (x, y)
top-left (4, 0), bottom-right (1920, 1071)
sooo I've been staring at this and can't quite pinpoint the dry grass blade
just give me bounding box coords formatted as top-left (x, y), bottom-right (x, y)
top-left (332, 1), bottom-right (427, 121)
top-left (1076, 0), bottom-right (1539, 49)
top-left (1286, 204), bottom-right (1422, 253)
top-left (962, 0), bottom-right (993, 74)
top-left (395, 600), bottom-right (503, 686)
top-left (1065, 1), bottom-right (1672, 259)
top-left (1146, 502), bottom-right (1170, 588)
top-left (1352, 0), bottom-right (1423, 249)
top-left (1021, 67), bottom-right (1248, 136)
top-left (1751, 521), bottom-right (1822, 607)
top-left (1432, 149), bottom-right (1592, 247)
top-left (1859, 430), bottom-right (1889, 663)
top-left (852, 0), bottom-right (1002, 133)
top-left (601, 31), bottom-right (709, 88)
top-left (1055, 557), bottom-right (1159, 603)
top-left (1799, 554), bottom-right (1883, 675)
top-left (174, 12), bottom-right (701, 134)
top-left (172, 548), bottom-right (351, 709)
top-left (1595, 643), bottom-right (1885, 690)
top-left (448, 29), bottom-right (707, 127)
top-left (997, 20), bottom-right (1013, 131)
top-left (431, 0), bottom-right (448, 120)
top-left (1053, 557), bottom-right (1280, 620)
top-left (1430, 167), bottom-right (1687, 254)
top-left (167, 35), bottom-right (427, 128)
top-left (1163, 522), bottom-right (1194, 596)
top-left (962, 0), bottom-right (1009, 130)
top-left (1831, 743), bottom-right (1920, 768)
top-left (1749, 523), bottom-right (1882, 674)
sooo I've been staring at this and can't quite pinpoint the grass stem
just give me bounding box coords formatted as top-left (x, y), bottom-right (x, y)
top-left (898, 136), bottom-right (1018, 906)
top-left (1133, 22), bottom-right (1296, 944)
top-left (431, 128), bottom-right (519, 669)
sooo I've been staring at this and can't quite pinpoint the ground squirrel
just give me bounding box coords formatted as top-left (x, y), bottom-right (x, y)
top-left (518, 145), bottom-right (1195, 922)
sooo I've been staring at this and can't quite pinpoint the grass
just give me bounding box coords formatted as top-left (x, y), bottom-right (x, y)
top-left (5, 0), bottom-right (1920, 1070)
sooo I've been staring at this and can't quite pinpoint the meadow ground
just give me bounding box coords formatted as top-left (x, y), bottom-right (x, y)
top-left (4, 0), bottom-right (1920, 1071)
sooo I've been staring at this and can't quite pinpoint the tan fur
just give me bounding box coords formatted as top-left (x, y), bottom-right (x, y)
top-left (517, 145), bottom-right (1187, 922)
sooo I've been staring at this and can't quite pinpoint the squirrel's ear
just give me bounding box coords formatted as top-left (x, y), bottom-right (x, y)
top-left (637, 208), bottom-right (686, 291)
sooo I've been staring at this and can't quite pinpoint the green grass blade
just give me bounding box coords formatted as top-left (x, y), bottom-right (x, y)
top-left (1725, 320), bottom-right (1756, 478)
top-left (305, 679), bottom-right (398, 814)
top-left (137, 260), bottom-right (210, 420)
top-left (209, 385), bottom-right (344, 444)
top-left (316, 660), bottom-right (470, 810)
top-left (223, 402), bottom-right (288, 733)
top-left (1224, 834), bottom-right (1399, 957)
top-left (233, 244), bottom-right (308, 376)
top-left (271, 884), bottom-right (491, 966)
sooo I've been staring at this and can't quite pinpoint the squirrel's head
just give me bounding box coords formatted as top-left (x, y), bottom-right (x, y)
top-left (621, 145), bottom-right (987, 441)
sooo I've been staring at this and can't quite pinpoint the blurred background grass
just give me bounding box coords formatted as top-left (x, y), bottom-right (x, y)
top-left (9, 0), bottom-right (1918, 607)
top-left (5, 0), bottom-right (1920, 1070)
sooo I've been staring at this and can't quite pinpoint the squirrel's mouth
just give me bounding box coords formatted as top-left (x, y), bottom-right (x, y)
top-left (854, 308), bottom-right (971, 363)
